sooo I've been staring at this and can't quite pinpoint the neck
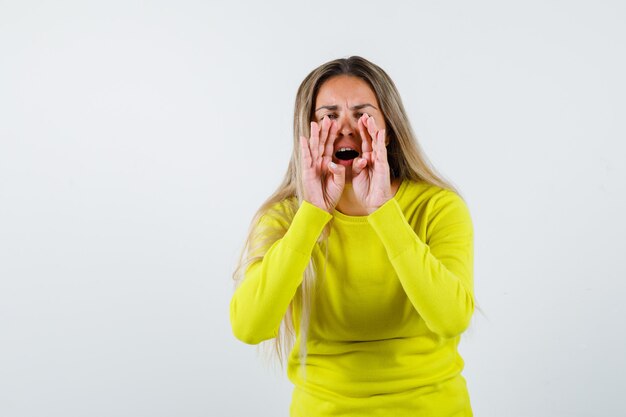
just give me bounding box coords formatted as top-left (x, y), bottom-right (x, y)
top-left (335, 183), bottom-right (368, 216)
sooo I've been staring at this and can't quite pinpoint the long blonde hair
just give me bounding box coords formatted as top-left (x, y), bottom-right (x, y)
top-left (233, 56), bottom-right (458, 367)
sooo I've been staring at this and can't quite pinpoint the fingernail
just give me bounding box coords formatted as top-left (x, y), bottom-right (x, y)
top-left (329, 162), bottom-right (336, 168)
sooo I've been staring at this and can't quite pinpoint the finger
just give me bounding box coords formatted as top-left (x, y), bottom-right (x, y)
top-left (365, 115), bottom-right (380, 142)
top-left (374, 129), bottom-right (388, 163)
top-left (358, 115), bottom-right (373, 155)
top-left (300, 135), bottom-right (313, 168)
top-left (309, 121), bottom-right (320, 160)
top-left (328, 161), bottom-right (346, 188)
top-left (319, 117), bottom-right (331, 157)
top-left (351, 156), bottom-right (368, 177)
top-left (323, 120), bottom-right (338, 159)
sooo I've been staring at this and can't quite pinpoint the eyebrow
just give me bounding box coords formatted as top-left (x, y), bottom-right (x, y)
top-left (314, 103), bottom-right (378, 112)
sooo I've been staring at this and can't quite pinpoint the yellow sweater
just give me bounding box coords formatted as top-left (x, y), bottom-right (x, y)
top-left (231, 180), bottom-right (474, 416)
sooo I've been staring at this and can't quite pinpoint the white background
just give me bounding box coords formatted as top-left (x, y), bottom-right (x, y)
top-left (1, 1), bottom-right (625, 416)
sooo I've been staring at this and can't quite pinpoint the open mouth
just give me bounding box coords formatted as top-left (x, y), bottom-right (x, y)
top-left (334, 147), bottom-right (359, 161)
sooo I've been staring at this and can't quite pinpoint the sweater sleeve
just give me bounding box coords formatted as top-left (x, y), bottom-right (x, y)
top-left (367, 191), bottom-right (474, 338)
top-left (230, 201), bottom-right (332, 345)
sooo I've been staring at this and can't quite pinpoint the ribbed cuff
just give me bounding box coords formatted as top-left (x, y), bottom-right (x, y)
top-left (282, 200), bottom-right (332, 255)
top-left (367, 198), bottom-right (421, 259)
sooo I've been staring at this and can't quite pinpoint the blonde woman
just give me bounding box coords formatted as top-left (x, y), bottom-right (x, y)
top-left (230, 56), bottom-right (475, 416)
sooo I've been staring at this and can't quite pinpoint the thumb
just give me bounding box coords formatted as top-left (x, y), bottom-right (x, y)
top-left (351, 157), bottom-right (367, 176)
top-left (328, 161), bottom-right (346, 187)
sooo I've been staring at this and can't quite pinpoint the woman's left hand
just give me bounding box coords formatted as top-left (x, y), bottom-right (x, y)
top-left (351, 114), bottom-right (393, 214)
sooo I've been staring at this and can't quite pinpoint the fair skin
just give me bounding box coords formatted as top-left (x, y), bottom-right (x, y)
top-left (299, 75), bottom-right (401, 215)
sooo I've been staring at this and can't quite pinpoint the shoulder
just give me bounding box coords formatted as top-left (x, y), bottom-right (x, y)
top-left (397, 179), bottom-right (444, 201)
top-left (397, 179), bottom-right (465, 209)
top-left (397, 179), bottom-right (473, 233)
top-left (256, 197), bottom-right (299, 232)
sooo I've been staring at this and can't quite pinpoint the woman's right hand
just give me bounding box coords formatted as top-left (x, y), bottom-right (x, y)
top-left (299, 117), bottom-right (344, 213)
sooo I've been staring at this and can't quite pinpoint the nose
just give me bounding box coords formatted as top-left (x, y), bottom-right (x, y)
top-left (336, 112), bottom-right (357, 137)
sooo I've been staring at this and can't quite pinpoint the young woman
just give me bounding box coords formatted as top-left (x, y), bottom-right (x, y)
top-left (230, 56), bottom-right (475, 416)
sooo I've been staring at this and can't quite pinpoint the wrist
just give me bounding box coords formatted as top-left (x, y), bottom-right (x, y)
top-left (304, 198), bottom-right (332, 214)
top-left (366, 196), bottom-right (392, 215)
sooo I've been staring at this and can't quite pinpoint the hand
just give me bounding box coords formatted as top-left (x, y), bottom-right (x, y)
top-left (351, 114), bottom-right (392, 214)
top-left (299, 117), bottom-right (345, 213)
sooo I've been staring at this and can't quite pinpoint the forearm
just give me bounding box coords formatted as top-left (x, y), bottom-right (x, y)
top-left (368, 196), bottom-right (474, 338)
top-left (230, 201), bottom-right (332, 344)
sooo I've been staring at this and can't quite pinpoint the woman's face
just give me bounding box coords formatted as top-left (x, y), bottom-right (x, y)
top-left (313, 75), bottom-right (386, 171)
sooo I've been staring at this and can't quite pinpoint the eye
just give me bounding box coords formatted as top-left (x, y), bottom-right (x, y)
top-left (326, 113), bottom-right (338, 120)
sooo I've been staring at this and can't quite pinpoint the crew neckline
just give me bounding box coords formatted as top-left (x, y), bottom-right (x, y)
top-left (332, 179), bottom-right (408, 223)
